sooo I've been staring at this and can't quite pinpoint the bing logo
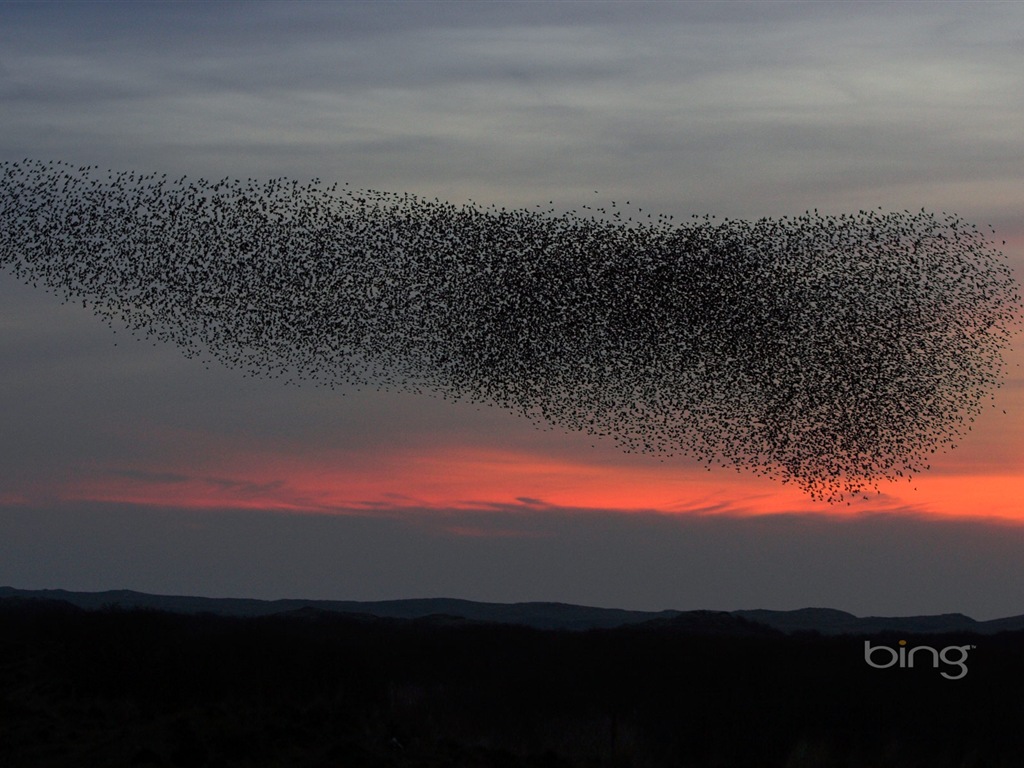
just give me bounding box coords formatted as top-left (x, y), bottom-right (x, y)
top-left (864, 639), bottom-right (974, 680)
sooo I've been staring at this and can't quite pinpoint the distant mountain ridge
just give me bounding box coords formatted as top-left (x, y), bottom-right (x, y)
top-left (2, 586), bottom-right (1022, 635)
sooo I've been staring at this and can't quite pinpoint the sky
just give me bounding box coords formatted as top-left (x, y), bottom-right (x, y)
top-left (1, 0), bottom-right (1023, 619)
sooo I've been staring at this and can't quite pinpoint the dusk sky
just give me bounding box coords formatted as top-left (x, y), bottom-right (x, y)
top-left (1, 1), bottom-right (1023, 619)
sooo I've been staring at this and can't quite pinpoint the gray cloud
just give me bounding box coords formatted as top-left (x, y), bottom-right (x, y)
top-left (2, 1), bottom-right (1021, 221)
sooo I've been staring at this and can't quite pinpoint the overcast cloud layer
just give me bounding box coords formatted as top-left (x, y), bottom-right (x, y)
top-left (3, 2), bottom-right (1022, 221)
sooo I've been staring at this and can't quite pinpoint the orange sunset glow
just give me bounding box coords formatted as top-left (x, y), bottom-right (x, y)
top-left (28, 334), bottom-right (1018, 525)
top-left (35, 436), bottom-right (1021, 525)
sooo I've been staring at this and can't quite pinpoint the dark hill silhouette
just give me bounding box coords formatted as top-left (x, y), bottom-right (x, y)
top-left (0, 595), bottom-right (84, 615)
top-left (731, 607), bottom-right (1010, 635)
top-left (628, 610), bottom-right (783, 637)
top-left (3, 586), bottom-right (1022, 634)
top-left (1, 595), bottom-right (1022, 767)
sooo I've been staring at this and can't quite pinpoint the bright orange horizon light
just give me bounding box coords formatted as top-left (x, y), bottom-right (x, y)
top-left (18, 437), bottom-right (1021, 526)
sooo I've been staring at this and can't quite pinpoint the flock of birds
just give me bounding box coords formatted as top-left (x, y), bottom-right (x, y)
top-left (1, 159), bottom-right (1019, 501)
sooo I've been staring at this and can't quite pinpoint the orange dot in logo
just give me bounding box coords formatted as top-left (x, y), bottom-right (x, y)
top-left (898, 639), bottom-right (907, 646)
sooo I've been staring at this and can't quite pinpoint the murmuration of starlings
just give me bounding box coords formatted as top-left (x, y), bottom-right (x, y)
top-left (1, 160), bottom-right (1020, 502)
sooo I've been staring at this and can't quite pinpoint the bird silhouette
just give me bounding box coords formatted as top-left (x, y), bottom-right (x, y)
top-left (0, 159), bottom-right (1019, 502)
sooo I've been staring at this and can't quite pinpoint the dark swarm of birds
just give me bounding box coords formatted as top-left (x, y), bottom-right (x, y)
top-left (1, 160), bottom-right (1020, 502)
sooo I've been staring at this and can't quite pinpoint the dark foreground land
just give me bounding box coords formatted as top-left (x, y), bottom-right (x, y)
top-left (1, 598), bottom-right (1022, 768)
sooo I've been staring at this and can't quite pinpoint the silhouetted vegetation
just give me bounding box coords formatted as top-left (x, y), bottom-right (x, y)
top-left (1, 598), bottom-right (1021, 767)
